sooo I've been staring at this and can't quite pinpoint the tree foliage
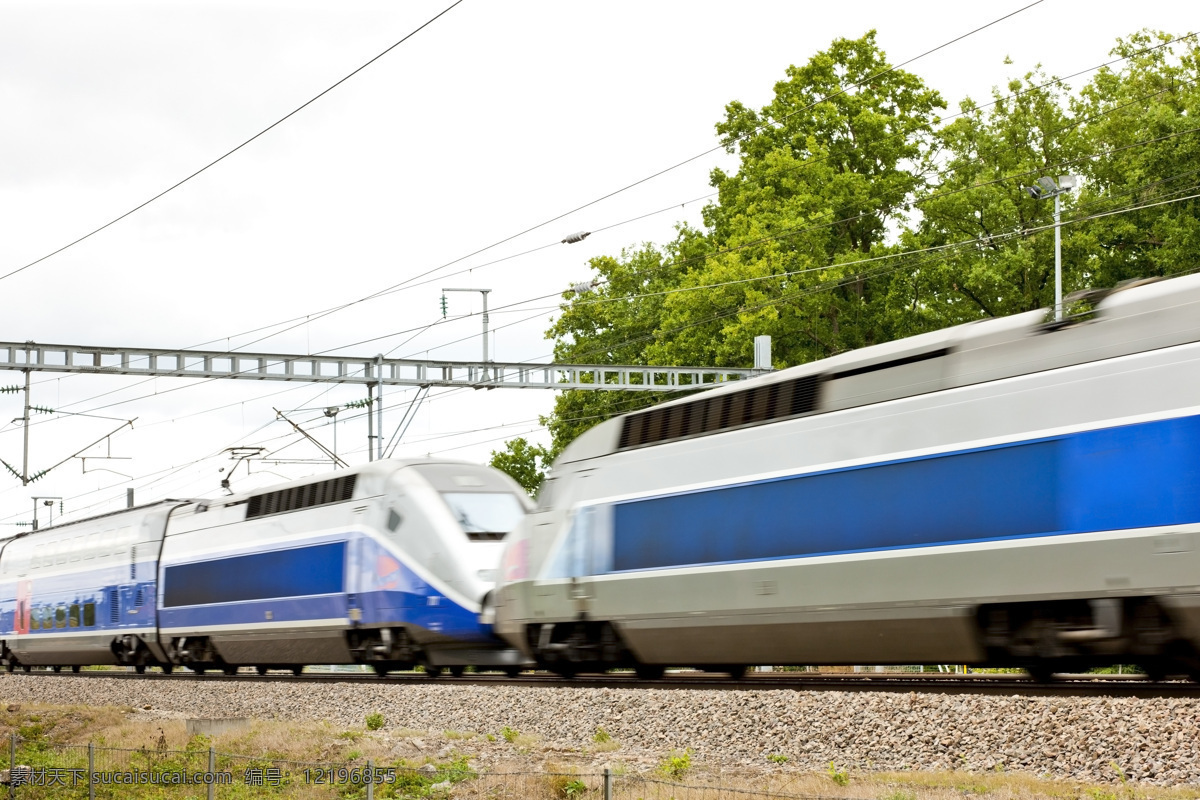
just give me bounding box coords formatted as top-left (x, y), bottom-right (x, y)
top-left (527, 29), bottom-right (1200, 459)
top-left (488, 437), bottom-right (552, 496)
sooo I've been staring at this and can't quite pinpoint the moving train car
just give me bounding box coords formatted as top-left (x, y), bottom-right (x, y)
top-left (0, 459), bottom-right (531, 675)
top-left (492, 274), bottom-right (1200, 680)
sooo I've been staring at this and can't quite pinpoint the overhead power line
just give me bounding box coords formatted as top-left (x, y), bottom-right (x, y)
top-left (0, 0), bottom-right (465, 286)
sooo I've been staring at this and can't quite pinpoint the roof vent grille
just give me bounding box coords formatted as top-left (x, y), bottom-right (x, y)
top-left (619, 374), bottom-right (822, 450)
top-left (245, 475), bottom-right (358, 519)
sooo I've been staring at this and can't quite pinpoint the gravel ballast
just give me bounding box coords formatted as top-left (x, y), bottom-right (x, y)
top-left (2, 675), bottom-right (1197, 785)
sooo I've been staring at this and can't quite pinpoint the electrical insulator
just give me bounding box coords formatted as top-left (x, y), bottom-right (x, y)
top-left (440, 294), bottom-right (448, 318)
top-left (571, 281), bottom-right (596, 295)
top-left (561, 231), bottom-right (591, 244)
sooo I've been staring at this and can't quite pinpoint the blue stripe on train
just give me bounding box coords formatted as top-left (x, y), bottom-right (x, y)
top-left (162, 542), bottom-right (346, 607)
top-left (610, 414), bottom-right (1200, 572)
top-left (159, 535), bottom-right (492, 641)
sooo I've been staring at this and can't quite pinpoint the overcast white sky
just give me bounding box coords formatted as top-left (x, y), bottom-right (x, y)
top-left (0, 0), bottom-right (1187, 527)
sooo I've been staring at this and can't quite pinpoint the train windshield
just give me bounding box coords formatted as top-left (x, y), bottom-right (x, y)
top-left (408, 462), bottom-right (529, 541)
top-left (441, 493), bottom-right (524, 538)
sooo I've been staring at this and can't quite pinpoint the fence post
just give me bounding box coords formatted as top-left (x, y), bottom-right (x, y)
top-left (207, 747), bottom-right (215, 800)
top-left (366, 758), bottom-right (374, 800)
top-left (9, 732), bottom-right (15, 800)
top-left (603, 766), bottom-right (612, 800)
top-left (88, 742), bottom-right (95, 800)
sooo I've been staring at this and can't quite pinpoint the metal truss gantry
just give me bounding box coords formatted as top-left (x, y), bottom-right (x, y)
top-left (0, 341), bottom-right (762, 391)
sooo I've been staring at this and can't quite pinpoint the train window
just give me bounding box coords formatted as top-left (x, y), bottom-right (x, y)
top-left (55, 606), bottom-right (66, 629)
top-left (83, 602), bottom-right (95, 627)
top-left (98, 530), bottom-right (115, 557)
top-left (70, 536), bottom-right (83, 562)
top-left (68, 604), bottom-right (80, 628)
top-left (29, 608), bottom-right (40, 630)
top-left (84, 533), bottom-right (98, 560)
top-left (386, 509), bottom-right (403, 532)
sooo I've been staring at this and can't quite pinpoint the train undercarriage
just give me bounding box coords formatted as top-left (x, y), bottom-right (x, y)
top-left (520, 596), bottom-right (1200, 682)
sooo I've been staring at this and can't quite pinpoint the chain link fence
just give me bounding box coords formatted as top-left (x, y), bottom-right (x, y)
top-left (0, 732), bottom-right (855, 799)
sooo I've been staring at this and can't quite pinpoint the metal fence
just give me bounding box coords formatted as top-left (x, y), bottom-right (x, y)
top-left (0, 733), bottom-right (853, 799)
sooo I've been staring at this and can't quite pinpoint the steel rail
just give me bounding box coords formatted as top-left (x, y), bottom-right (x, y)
top-left (6, 669), bottom-right (1197, 698)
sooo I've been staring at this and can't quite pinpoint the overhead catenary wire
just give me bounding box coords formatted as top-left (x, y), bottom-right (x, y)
top-left (6, 0), bottom-right (1047, 380)
top-left (4, 116), bottom-right (1196, 441)
top-left (0, 0), bottom-right (466, 286)
top-left (17, 28), bottom-right (1192, 408)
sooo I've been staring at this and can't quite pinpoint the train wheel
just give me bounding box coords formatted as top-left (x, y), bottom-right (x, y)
top-left (726, 665), bottom-right (748, 680)
top-left (504, 667), bottom-right (523, 678)
top-left (1025, 664), bottom-right (1054, 683)
top-left (222, 665), bottom-right (238, 676)
top-left (22, 665), bottom-right (31, 673)
top-left (5, 662), bottom-right (13, 673)
top-left (423, 666), bottom-right (442, 679)
top-left (635, 664), bottom-right (664, 681)
top-left (372, 664), bottom-right (390, 677)
top-left (161, 664), bottom-right (173, 675)
top-left (449, 666), bottom-right (465, 678)
top-left (256, 666), bottom-right (268, 676)
top-left (135, 665), bottom-right (146, 675)
top-left (292, 666), bottom-right (304, 677)
top-left (52, 665), bottom-right (62, 673)
top-left (71, 666), bottom-right (81, 674)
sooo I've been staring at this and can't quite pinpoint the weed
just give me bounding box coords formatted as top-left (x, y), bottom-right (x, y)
top-left (445, 729), bottom-right (463, 739)
top-left (563, 778), bottom-right (588, 796)
top-left (501, 725), bottom-right (520, 743)
top-left (828, 761), bottom-right (850, 786)
top-left (365, 712), bottom-right (385, 731)
top-left (346, 749), bottom-right (362, 761)
top-left (336, 730), bottom-right (362, 742)
top-left (882, 792), bottom-right (916, 800)
top-left (767, 753), bottom-right (788, 765)
top-left (486, 733), bottom-right (496, 742)
top-left (1110, 762), bottom-right (1129, 784)
top-left (593, 726), bottom-right (612, 743)
top-left (657, 749), bottom-right (692, 780)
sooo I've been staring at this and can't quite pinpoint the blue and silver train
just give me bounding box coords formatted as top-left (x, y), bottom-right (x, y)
top-left (0, 459), bottom-right (531, 676)
top-left (492, 274), bottom-right (1200, 680)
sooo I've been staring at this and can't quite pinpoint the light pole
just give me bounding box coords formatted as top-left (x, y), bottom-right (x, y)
top-left (441, 288), bottom-right (492, 378)
top-left (1026, 175), bottom-right (1077, 321)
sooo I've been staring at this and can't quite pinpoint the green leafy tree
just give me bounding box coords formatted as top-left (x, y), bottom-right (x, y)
top-left (489, 437), bottom-right (552, 496)
top-left (546, 32), bottom-right (945, 454)
top-left (1070, 31), bottom-right (1200, 286)
top-left (899, 62), bottom-right (1090, 323)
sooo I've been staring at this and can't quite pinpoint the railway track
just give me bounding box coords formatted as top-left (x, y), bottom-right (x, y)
top-left (9, 668), bottom-right (1199, 698)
